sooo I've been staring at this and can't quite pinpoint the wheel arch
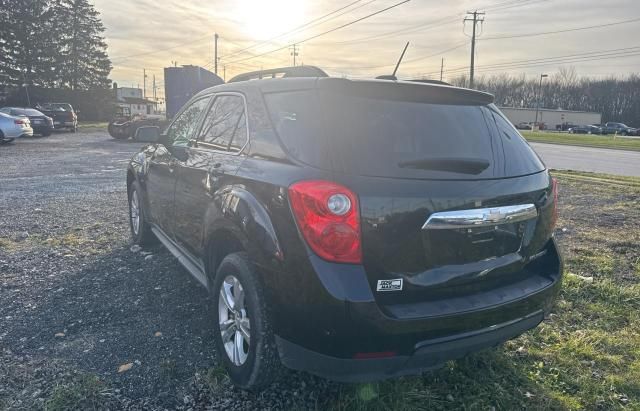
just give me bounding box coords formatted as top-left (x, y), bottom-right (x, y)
top-left (204, 186), bottom-right (284, 283)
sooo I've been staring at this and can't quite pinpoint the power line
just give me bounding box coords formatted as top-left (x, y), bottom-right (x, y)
top-left (321, 41), bottom-right (469, 70)
top-left (425, 46), bottom-right (640, 77)
top-left (327, 0), bottom-right (546, 46)
top-left (221, 0), bottom-right (412, 65)
top-left (110, 34), bottom-right (212, 63)
top-left (480, 17), bottom-right (640, 40)
top-left (220, 0), bottom-right (374, 60)
top-left (433, 46), bottom-right (640, 74)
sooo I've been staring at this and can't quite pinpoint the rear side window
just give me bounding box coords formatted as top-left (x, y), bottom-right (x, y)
top-left (198, 95), bottom-right (248, 153)
top-left (265, 90), bottom-right (544, 179)
top-left (12, 108), bottom-right (43, 116)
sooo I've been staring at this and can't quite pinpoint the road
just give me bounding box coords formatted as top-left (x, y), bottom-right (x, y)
top-left (530, 142), bottom-right (640, 177)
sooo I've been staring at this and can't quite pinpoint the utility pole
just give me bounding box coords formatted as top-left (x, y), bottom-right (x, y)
top-left (464, 10), bottom-right (485, 89)
top-left (214, 33), bottom-right (219, 74)
top-left (290, 44), bottom-right (299, 66)
top-left (223, 65), bottom-right (226, 81)
top-left (143, 68), bottom-right (147, 99)
top-left (440, 58), bottom-right (444, 82)
top-left (534, 73), bottom-right (548, 129)
top-left (152, 74), bottom-right (157, 113)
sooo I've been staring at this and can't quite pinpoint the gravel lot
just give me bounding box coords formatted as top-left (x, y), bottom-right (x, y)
top-left (2, 130), bottom-right (639, 410)
top-left (0, 131), bottom-right (333, 410)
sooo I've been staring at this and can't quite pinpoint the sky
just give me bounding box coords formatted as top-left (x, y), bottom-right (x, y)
top-left (93, 0), bottom-right (640, 101)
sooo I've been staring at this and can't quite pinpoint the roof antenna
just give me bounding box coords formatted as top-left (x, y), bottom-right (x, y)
top-left (376, 42), bottom-right (409, 81)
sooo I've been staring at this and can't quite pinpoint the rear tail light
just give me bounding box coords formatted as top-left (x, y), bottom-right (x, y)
top-left (550, 177), bottom-right (559, 229)
top-left (14, 119), bottom-right (27, 125)
top-left (288, 180), bottom-right (362, 264)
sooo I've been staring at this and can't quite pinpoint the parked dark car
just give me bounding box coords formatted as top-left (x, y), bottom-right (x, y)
top-left (568, 124), bottom-right (603, 135)
top-left (0, 107), bottom-right (53, 136)
top-left (36, 103), bottom-right (78, 132)
top-left (126, 67), bottom-right (563, 390)
top-left (601, 122), bottom-right (637, 136)
top-left (556, 122), bottom-right (579, 132)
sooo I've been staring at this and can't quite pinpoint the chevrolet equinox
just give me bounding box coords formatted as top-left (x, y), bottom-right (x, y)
top-left (126, 67), bottom-right (563, 390)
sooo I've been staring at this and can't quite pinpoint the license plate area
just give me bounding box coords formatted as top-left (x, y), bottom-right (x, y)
top-left (422, 204), bottom-right (537, 267)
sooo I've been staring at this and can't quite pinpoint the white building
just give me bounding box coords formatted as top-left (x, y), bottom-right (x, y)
top-left (116, 87), bottom-right (156, 116)
top-left (500, 107), bottom-right (602, 130)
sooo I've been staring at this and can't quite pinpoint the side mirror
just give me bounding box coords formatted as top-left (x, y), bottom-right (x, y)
top-left (134, 126), bottom-right (160, 143)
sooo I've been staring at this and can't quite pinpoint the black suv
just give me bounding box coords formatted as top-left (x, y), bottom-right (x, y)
top-left (126, 67), bottom-right (562, 390)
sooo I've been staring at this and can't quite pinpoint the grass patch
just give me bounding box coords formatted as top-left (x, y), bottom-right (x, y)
top-left (522, 130), bottom-right (640, 152)
top-left (78, 121), bottom-right (108, 130)
top-left (204, 365), bottom-right (228, 390)
top-left (0, 237), bottom-right (18, 251)
top-left (323, 171), bottom-right (640, 410)
top-left (45, 374), bottom-right (108, 411)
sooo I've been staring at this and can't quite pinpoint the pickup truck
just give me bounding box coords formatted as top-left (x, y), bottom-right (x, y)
top-left (601, 122), bottom-right (637, 136)
top-left (36, 103), bottom-right (78, 132)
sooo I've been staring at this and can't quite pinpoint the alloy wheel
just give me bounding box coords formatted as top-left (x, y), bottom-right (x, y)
top-left (218, 275), bottom-right (251, 366)
top-left (130, 190), bottom-right (140, 236)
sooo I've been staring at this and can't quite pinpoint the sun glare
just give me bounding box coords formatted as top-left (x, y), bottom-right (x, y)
top-left (235, 0), bottom-right (307, 41)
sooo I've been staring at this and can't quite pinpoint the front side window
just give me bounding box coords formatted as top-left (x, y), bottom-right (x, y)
top-left (166, 97), bottom-right (211, 147)
top-left (198, 95), bottom-right (248, 153)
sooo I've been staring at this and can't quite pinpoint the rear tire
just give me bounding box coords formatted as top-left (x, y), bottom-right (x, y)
top-left (128, 181), bottom-right (156, 245)
top-left (211, 252), bottom-right (281, 391)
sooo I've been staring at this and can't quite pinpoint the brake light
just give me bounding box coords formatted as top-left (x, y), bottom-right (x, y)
top-left (550, 177), bottom-right (559, 229)
top-left (288, 180), bottom-right (362, 264)
top-left (14, 119), bottom-right (26, 125)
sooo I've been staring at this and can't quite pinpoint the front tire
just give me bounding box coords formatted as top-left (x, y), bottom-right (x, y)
top-left (128, 181), bottom-right (156, 245)
top-left (211, 252), bottom-right (280, 391)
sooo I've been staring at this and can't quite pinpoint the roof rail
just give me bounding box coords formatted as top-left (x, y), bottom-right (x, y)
top-left (228, 66), bottom-right (329, 83)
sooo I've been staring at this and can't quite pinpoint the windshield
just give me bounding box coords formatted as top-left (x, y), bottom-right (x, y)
top-left (265, 90), bottom-right (545, 179)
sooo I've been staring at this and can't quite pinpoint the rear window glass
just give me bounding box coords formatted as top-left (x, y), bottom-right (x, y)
top-left (13, 108), bottom-right (43, 116)
top-left (265, 90), bottom-right (544, 179)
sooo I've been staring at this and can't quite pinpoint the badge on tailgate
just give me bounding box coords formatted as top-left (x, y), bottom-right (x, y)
top-left (377, 279), bottom-right (403, 292)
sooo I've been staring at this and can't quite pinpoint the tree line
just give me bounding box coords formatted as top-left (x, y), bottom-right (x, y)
top-left (0, 0), bottom-right (111, 91)
top-left (450, 68), bottom-right (640, 126)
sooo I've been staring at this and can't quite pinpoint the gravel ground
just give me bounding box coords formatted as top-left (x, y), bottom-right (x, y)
top-left (2, 131), bottom-right (637, 410)
top-left (0, 131), bottom-right (334, 410)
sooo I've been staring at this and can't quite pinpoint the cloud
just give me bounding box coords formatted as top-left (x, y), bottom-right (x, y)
top-left (93, 0), bottom-right (640, 92)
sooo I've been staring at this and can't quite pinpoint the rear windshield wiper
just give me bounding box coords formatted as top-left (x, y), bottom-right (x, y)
top-left (397, 157), bottom-right (490, 174)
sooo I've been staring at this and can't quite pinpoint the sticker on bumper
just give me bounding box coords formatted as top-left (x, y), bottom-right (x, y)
top-left (376, 279), bottom-right (403, 292)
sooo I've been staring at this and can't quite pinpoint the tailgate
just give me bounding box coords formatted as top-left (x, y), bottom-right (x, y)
top-left (335, 171), bottom-right (556, 305)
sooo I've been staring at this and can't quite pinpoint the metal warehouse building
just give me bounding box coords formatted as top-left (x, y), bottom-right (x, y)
top-left (500, 107), bottom-right (602, 129)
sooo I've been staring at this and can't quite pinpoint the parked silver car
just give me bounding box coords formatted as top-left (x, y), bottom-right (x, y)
top-left (0, 112), bottom-right (33, 143)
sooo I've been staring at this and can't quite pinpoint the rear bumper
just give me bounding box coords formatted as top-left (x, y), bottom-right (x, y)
top-left (53, 121), bottom-right (75, 127)
top-left (269, 238), bottom-right (562, 381)
top-left (277, 310), bottom-right (544, 383)
top-left (32, 124), bottom-right (54, 133)
top-left (2, 126), bottom-right (32, 139)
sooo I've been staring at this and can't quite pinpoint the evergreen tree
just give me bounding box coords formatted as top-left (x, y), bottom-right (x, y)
top-left (0, 0), bottom-right (57, 87)
top-left (0, 0), bottom-right (111, 90)
top-left (54, 0), bottom-right (112, 90)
